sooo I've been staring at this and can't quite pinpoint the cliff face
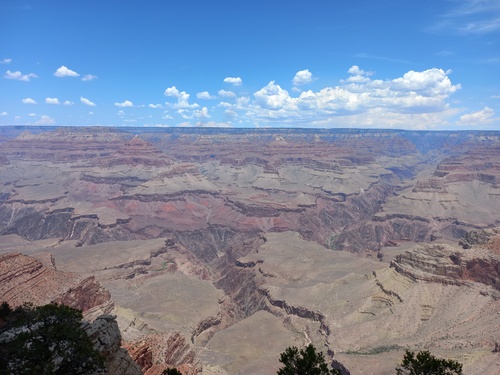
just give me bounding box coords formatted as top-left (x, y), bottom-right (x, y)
top-left (2, 127), bottom-right (500, 374)
top-left (391, 244), bottom-right (500, 293)
top-left (0, 252), bottom-right (140, 375)
top-left (125, 332), bottom-right (201, 375)
top-left (84, 314), bottom-right (142, 375)
top-left (2, 127), bottom-right (500, 254)
top-left (0, 252), bottom-right (110, 310)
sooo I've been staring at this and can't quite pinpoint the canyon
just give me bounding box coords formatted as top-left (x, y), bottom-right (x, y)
top-left (0, 126), bottom-right (499, 374)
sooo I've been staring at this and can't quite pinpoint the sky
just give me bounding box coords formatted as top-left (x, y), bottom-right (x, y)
top-left (0, 0), bottom-right (499, 130)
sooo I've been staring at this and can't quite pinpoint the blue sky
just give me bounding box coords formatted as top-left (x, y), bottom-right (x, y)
top-left (1, 0), bottom-right (499, 129)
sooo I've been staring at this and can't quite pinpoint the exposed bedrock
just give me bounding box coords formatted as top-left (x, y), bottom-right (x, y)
top-left (0, 252), bottom-right (111, 311)
top-left (125, 332), bottom-right (201, 375)
top-left (330, 217), bottom-right (433, 252)
top-left (169, 225), bottom-right (268, 320)
top-left (0, 206), bottom-right (137, 245)
top-left (168, 225), bottom-right (265, 264)
top-left (258, 288), bottom-right (331, 337)
top-left (0, 252), bottom-right (138, 375)
top-left (83, 314), bottom-right (142, 375)
top-left (391, 244), bottom-right (500, 292)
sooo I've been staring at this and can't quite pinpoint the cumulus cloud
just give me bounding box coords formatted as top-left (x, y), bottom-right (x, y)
top-left (82, 74), bottom-right (97, 81)
top-left (218, 89), bottom-right (236, 98)
top-left (28, 113), bottom-right (36, 117)
top-left (254, 81), bottom-right (292, 109)
top-left (4, 70), bottom-right (37, 81)
top-left (114, 100), bottom-right (134, 107)
top-left (457, 107), bottom-right (495, 125)
top-left (243, 67), bottom-right (462, 128)
top-left (22, 98), bottom-right (37, 104)
top-left (0, 58), bottom-right (12, 64)
top-left (346, 65), bottom-right (374, 83)
top-left (164, 86), bottom-right (198, 108)
top-left (292, 69), bottom-right (313, 85)
top-left (148, 104), bottom-right (163, 108)
top-left (45, 97), bottom-right (60, 105)
top-left (164, 86), bottom-right (181, 97)
top-left (348, 65), bottom-right (370, 76)
top-left (197, 91), bottom-right (216, 100)
top-left (80, 97), bottom-right (96, 106)
top-left (35, 115), bottom-right (55, 125)
top-left (54, 66), bottom-right (79, 77)
top-left (0, 111), bottom-right (7, 116)
top-left (177, 109), bottom-right (191, 119)
top-left (63, 100), bottom-right (74, 106)
top-left (224, 77), bottom-right (242, 86)
top-left (177, 121), bottom-right (231, 128)
top-left (194, 107), bottom-right (210, 118)
top-left (156, 67), bottom-right (463, 129)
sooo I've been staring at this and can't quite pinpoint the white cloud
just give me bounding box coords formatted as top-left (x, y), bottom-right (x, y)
top-left (82, 74), bottom-right (97, 81)
top-left (35, 115), bottom-right (55, 125)
top-left (164, 86), bottom-right (198, 108)
top-left (243, 67), bottom-right (461, 129)
top-left (346, 65), bottom-right (374, 83)
top-left (0, 111), bottom-right (7, 116)
top-left (218, 89), bottom-right (236, 98)
top-left (114, 100), bottom-right (134, 107)
top-left (80, 97), bottom-right (96, 106)
top-left (4, 70), bottom-right (37, 81)
top-left (117, 110), bottom-right (125, 116)
top-left (0, 58), bottom-right (12, 64)
top-left (292, 69), bottom-right (313, 85)
top-left (177, 121), bottom-right (231, 128)
top-left (63, 100), bottom-right (74, 106)
top-left (224, 109), bottom-right (238, 117)
top-left (178, 109), bottom-right (191, 119)
top-left (28, 113), bottom-right (36, 117)
top-left (22, 97), bottom-right (37, 104)
top-left (194, 107), bottom-right (210, 118)
top-left (224, 77), bottom-right (242, 86)
top-left (54, 65), bottom-right (80, 77)
top-left (457, 107), bottom-right (495, 125)
top-left (254, 81), bottom-right (292, 109)
top-left (45, 97), bottom-right (60, 105)
top-left (348, 65), bottom-right (370, 76)
top-left (197, 91), bottom-right (216, 100)
top-left (148, 104), bottom-right (163, 108)
top-left (428, 0), bottom-right (500, 34)
top-left (164, 86), bottom-right (181, 97)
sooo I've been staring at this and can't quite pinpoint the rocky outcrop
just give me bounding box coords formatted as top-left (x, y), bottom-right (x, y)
top-left (412, 178), bottom-right (447, 193)
top-left (459, 230), bottom-right (490, 249)
top-left (0, 252), bottom-right (138, 374)
top-left (100, 135), bottom-right (171, 168)
top-left (391, 244), bottom-right (500, 292)
top-left (259, 288), bottom-right (331, 336)
top-left (0, 252), bottom-right (110, 310)
top-left (83, 314), bottom-right (142, 375)
top-left (331, 217), bottom-right (432, 252)
top-left (126, 332), bottom-right (201, 375)
top-left (54, 276), bottom-right (111, 312)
